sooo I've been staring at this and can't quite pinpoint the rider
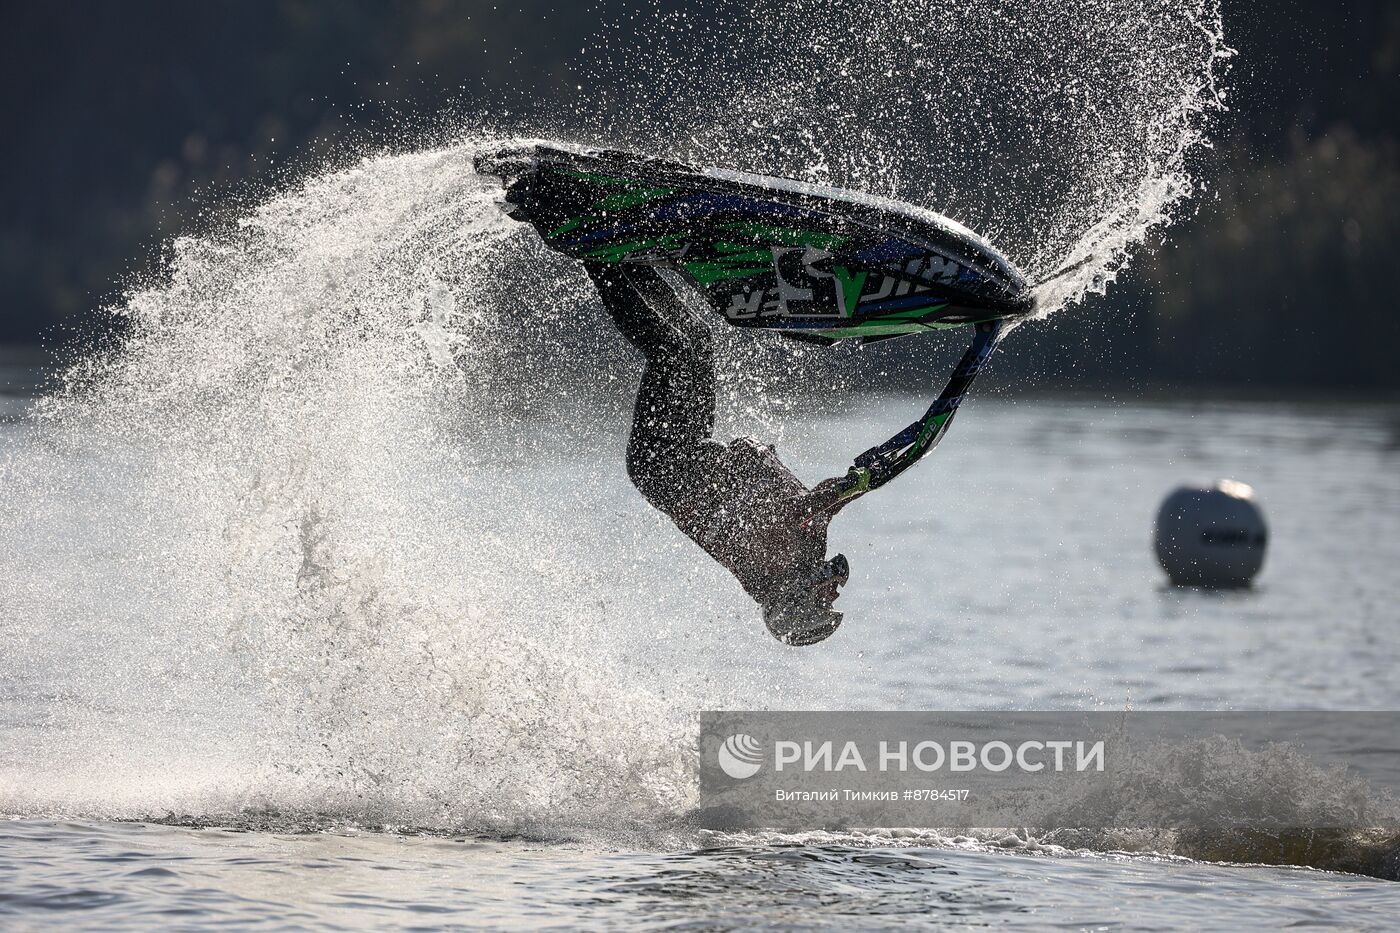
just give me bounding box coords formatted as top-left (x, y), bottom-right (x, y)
top-left (585, 261), bottom-right (861, 646)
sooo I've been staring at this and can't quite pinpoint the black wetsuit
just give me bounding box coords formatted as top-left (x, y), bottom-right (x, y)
top-left (586, 263), bottom-right (849, 640)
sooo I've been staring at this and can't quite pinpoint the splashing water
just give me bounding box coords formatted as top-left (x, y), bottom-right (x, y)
top-left (2, 145), bottom-right (722, 837)
top-left (567, 0), bottom-right (1233, 313)
top-left (1, 1), bottom-right (1237, 840)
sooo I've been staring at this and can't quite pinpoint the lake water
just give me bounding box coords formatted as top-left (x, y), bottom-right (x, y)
top-left (3, 365), bottom-right (1399, 930)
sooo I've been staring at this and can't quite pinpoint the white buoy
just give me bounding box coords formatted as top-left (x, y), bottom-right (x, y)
top-left (1154, 479), bottom-right (1268, 588)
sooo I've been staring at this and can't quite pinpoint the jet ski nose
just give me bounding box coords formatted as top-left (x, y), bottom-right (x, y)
top-left (473, 146), bottom-right (533, 180)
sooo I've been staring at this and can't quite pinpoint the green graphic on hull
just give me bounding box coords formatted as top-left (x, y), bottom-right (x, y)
top-left (833, 266), bottom-right (868, 315)
top-left (591, 185), bottom-right (675, 213)
top-left (546, 171), bottom-right (675, 239)
top-left (722, 222), bottom-right (847, 250)
top-left (682, 240), bottom-right (772, 283)
top-left (810, 304), bottom-right (955, 340)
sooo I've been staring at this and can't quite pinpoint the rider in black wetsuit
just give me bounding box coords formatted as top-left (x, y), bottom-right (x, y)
top-left (585, 262), bottom-right (856, 646)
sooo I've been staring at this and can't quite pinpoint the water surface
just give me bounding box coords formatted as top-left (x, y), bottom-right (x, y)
top-left (4, 383), bottom-right (1398, 929)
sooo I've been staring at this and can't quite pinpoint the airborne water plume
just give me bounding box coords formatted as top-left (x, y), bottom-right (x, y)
top-left (565, 0), bottom-right (1234, 313)
top-left (0, 0), bottom-right (1313, 856)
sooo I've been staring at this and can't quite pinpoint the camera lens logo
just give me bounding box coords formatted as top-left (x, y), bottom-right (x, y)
top-left (717, 733), bottom-right (764, 779)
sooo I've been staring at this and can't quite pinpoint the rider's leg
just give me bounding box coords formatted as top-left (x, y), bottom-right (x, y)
top-left (584, 263), bottom-right (716, 497)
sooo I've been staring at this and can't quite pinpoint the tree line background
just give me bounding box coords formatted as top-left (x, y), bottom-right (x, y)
top-left (2, 0), bottom-right (1396, 391)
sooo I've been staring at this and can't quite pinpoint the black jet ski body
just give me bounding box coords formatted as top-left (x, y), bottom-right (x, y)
top-left (475, 144), bottom-right (1035, 345)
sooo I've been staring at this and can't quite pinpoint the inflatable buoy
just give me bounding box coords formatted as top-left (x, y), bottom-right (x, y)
top-left (1154, 480), bottom-right (1268, 588)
